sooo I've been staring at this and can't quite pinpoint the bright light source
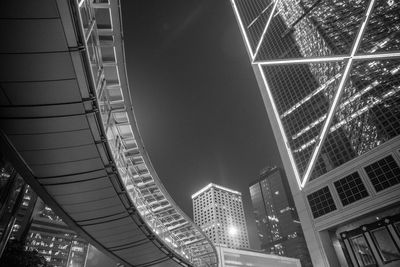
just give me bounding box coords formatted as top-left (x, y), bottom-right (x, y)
top-left (228, 226), bottom-right (238, 236)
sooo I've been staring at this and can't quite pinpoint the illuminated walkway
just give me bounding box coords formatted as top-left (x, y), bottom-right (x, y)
top-left (0, 1), bottom-right (217, 266)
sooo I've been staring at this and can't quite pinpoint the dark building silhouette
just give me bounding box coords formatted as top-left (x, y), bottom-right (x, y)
top-left (250, 167), bottom-right (312, 267)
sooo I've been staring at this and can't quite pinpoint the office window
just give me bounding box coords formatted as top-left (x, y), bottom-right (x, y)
top-left (307, 187), bottom-right (336, 218)
top-left (365, 155), bottom-right (400, 192)
top-left (334, 172), bottom-right (368, 206)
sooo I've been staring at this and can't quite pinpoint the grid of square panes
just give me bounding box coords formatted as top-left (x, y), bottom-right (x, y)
top-left (307, 186), bottom-right (336, 218)
top-left (233, 0), bottom-right (400, 183)
top-left (254, 1), bottom-right (368, 61)
top-left (334, 172), bottom-right (369, 206)
top-left (364, 155), bottom-right (400, 192)
top-left (234, 0), bottom-right (274, 52)
top-left (358, 1), bottom-right (400, 54)
top-left (262, 61), bottom-right (344, 176)
top-left (310, 58), bottom-right (400, 180)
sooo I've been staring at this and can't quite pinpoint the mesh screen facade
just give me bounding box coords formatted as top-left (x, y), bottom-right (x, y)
top-left (232, 1), bottom-right (400, 266)
top-left (232, 0), bottom-right (400, 187)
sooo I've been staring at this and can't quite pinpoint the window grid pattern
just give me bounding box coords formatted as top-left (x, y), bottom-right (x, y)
top-left (235, 0), bottom-right (274, 51)
top-left (255, 0), bottom-right (367, 61)
top-left (365, 155), bottom-right (400, 192)
top-left (358, 1), bottom-right (400, 54)
top-left (307, 187), bottom-right (336, 218)
top-left (232, 0), bottom-right (400, 186)
top-left (334, 172), bottom-right (369, 206)
top-left (193, 185), bottom-right (250, 249)
top-left (263, 61), bottom-right (344, 176)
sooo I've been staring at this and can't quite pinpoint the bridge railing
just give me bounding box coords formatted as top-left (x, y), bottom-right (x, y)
top-left (75, 0), bottom-right (218, 266)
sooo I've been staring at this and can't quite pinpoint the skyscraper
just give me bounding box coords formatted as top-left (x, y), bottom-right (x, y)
top-left (231, 1), bottom-right (400, 266)
top-left (0, 152), bottom-right (38, 257)
top-left (192, 183), bottom-right (249, 249)
top-left (25, 199), bottom-right (89, 267)
top-left (249, 166), bottom-right (312, 267)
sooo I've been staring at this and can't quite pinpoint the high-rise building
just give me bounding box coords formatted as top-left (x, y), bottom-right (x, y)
top-left (249, 166), bottom-right (312, 267)
top-left (231, 1), bottom-right (400, 266)
top-left (192, 183), bottom-right (249, 249)
top-left (25, 199), bottom-right (89, 267)
top-left (0, 152), bottom-right (38, 257)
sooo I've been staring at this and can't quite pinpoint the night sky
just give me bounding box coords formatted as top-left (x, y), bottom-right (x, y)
top-left (120, 0), bottom-right (283, 250)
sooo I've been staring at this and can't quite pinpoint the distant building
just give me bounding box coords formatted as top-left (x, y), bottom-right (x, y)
top-left (192, 183), bottom-right (249, 249)
top-left (249, 166), bottom-right (312, 267)
top-left (10, 185), bottom-right (38, 242)
top-left (0, 154), bottom-right (38, 257)
top-left (216, 245), bottom-right (300, 267)
top-left (25, 199), bottom-right (89, 267)
top-left (231, 1), bottom-right (400, 266)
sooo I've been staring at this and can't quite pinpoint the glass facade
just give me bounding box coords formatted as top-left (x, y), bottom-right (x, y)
top-left (249, 167), bottom-right (312, 267)
top-left (232, 1), bottom-right (400, 266)
top-left (333, 172), bottom-right (369, 206)
top-left (25, 199), bottom-right (89, 267)
top-left (232, 0), bottom-right (400, 186)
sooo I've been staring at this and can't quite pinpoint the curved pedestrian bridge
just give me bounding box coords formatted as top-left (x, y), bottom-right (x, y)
top-left (0, 1), bottom-right (217, 266)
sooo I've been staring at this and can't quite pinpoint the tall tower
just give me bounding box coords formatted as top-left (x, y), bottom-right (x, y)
top-left (192, 183), bottom-right (249, 249)
top-left (231, 1), bottom-right (400, 267)
top-left (249, 166), bottom-right (312, 267)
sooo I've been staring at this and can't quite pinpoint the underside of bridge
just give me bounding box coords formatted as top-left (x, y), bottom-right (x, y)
top-left (0, 1), bottom-right (217, 266)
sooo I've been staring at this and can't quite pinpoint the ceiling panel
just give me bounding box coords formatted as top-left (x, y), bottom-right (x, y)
top-left (2, 79), bottom-right (81, 105)
top-left (0, 19), bottom-right (67, 53)
top-left (0, 53), bottom-right (75, 82)
top-left (7, 129), bottom-right (94, 151)
top-left (0, 0), bottom-right (58, 19)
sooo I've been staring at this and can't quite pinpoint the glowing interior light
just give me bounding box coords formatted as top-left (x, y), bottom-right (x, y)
top-left (256, 56), bottom-right (346, 65)
top-left (228, 226), bottom-right (238, 236)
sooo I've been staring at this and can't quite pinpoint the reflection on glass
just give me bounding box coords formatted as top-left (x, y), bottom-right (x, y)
top-left (371, 227), bottom-right (400, 262)
top-left (350, 235), bottom-right (376, 267)
top-left (396, 223), bottom-right (400, 237)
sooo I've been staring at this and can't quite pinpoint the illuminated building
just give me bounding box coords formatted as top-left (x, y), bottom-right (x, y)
top-left (25, 199), bottom-right (89, 267)
top-left (231, 0), bottom-right (400, 266)
top-left (0, 152), bottom-right (38, 257)
top-left (249, 166), bottom-right (312, 266)
top-left (192, 183), bottom-right (249, 249)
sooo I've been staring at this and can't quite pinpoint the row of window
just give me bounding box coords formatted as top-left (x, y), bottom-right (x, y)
top-left (308, 153), bottom-right (400, 219)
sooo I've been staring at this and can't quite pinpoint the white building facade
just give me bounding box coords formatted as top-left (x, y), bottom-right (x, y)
top-left (192, 183), bottom-right (250, 249)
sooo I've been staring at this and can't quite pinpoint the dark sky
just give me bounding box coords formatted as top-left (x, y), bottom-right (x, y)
top-left (120, 0), bottom-right (283, 250)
